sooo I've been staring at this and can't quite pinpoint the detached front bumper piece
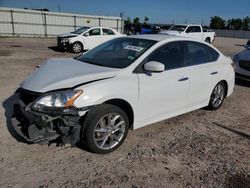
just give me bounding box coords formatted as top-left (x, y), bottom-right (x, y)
top-left (11, 99), bottom-right (84, 146)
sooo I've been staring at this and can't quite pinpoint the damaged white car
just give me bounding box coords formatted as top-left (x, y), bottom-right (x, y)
top-left (12, 35), bottom-right (235, 154)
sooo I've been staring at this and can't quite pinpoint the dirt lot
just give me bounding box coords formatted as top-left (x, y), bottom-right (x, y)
top-left (0, 37), bottom-right (249, 188)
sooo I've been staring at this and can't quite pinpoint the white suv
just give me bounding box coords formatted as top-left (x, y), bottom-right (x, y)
top-left (57, 26), bottom-right (124, 53)
top-left (12, 35), bottom-right (235, 153)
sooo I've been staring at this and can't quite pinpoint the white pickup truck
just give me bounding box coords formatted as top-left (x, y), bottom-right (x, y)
top-left (160, 24), bottom-right (216, 43)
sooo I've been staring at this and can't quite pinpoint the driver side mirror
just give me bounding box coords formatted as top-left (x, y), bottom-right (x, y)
top-left (144, 61), bottom-right (165, 72)
top-left (83, 32), bottom-right (89, 37)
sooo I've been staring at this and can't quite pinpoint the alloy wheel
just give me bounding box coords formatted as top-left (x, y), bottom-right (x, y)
top-left (93, 113), bottom-right (126, 150)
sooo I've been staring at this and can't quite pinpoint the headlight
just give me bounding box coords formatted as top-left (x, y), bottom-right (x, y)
top-left (61, 38), bottom-right (69, 43)
top-left (32, 90), bottom-right (82, 111)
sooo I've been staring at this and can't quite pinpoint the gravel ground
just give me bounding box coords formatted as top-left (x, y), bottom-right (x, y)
top-left (0, 37), bottom-right (249, 188)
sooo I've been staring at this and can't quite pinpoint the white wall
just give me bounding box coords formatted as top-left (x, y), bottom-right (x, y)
top-left (0, 7), bottom-right (123, 37)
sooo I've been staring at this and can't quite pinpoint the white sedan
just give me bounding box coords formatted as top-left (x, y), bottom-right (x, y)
top-left (233, 41), bottom-right (250, 81)
top-left (12, 35), bottom-right (235, 154)
top-left (57, 26), bottom-right (124, 53)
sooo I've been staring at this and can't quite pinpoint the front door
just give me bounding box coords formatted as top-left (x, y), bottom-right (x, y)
top-left (137, 41), bottom-right (190, 125)
top-left (84, 28), bottom-right (102, 49)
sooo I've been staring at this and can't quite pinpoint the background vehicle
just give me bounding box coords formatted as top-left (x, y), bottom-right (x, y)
top-left (160, 24), bottom-right (216, 43)
top-left (12, 35), bottom-right (234, 154)
top-left (233, 43), bottom-right (250, 81)
top-left (124, 24), bottom-right (160, 35)
top-left (57, 26), bottom-right (124, 53)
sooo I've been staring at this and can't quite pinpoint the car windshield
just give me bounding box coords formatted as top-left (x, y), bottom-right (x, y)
top-left (76, 38), bottom-right (157, 68)
top-left (169, 25), bottom-right (187, 32)
top-left (71, 27), bottom-right (90, 34)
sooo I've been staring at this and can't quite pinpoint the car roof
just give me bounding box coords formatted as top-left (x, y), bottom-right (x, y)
top-left (172, 24), bottom-right (201, 26)
top-left (126, 34), bottom-right (189, 42)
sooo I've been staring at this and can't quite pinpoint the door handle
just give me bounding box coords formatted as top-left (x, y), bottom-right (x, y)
top-left (210, 71), bottom-right (218, 75)
top-left (178, 77), bottom-right (189, 82)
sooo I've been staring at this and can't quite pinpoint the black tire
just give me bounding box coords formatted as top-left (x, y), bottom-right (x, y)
top-left (205, 38), bottom-right (211, 43)
top-left (207, 82), bottom-right (226, 110)
top-left (82, 104), bottom-right (129, 154)
top-left (72, 42), bottom-right (83, 53)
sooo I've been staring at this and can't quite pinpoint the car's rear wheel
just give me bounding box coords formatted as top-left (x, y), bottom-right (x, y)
top-left (208, 82), bottom-right (226, 110)
top-left (72, 42), bottom-right (83, 53)
top-left (82, 104), bottom-right (129, 154)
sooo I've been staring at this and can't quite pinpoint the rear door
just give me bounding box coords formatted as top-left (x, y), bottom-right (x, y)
top-left (186, 26), bottom-right (203, 41)
top-left (185, 41), bottom-right (220, 108)
top-left (101, 28), bottom-right (117, 43)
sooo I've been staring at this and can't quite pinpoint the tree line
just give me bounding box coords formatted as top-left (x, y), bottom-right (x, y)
top-left (124, 16), bottom-right (250, 31)
top-left (124, 17), bottom-right (149, 25)
top-left (210, 16), bottom-right (249, 30)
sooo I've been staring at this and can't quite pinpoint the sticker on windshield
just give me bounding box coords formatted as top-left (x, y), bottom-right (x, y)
top-left (124, 45), bottom-right (144, 52)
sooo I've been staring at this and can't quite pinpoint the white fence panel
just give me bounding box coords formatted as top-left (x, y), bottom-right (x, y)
top-left (14, 24), bottom-right (44, 35)
top-left (0, 10), bottom-right (11, 22)
top-left (0, 7), bottom-right (123, 37)
top-left (46, 14), bottom-right (74, 26)
top-left (0, 23), bottom-right (12, 34)
top-left (13, 11), bottom-right (43, 24)
top-left (76, 16), bottom-right (99, 27)
top-left (47, 26), bottom-right (75, 36)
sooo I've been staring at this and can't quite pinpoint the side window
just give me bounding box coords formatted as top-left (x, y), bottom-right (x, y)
top-left (186, 26), bottom-right (201, 33)
top-left (194, 26), bottom-right (201, 32)
top-left (187, 42), bottom-right (219, 66)
top-left (89, 28), bottom-right (101, 36)
top-left (103, 28), bottom-right (115, 35)
top-left (147, 42), bottom-right (185, 70)
top-left (186, 26), bottom-right (193, 33)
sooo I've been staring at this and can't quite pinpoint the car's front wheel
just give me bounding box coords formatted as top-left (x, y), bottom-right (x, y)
top-left (208, 82), bottom-right (226, 110)
top-left (82, 104), bottom-right (129, 154)
top-left (72, 42), bottom-right (83, 53)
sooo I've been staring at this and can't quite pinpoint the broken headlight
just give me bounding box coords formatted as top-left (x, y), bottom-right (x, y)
top-left (31, 90), bottom-right (82, 111)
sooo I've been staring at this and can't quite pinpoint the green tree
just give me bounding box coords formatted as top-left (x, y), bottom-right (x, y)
top-left (232, 18), bottom-right (243, 30)
top-left (133, 17), bottom-right (140, 24)
top-left (210, 16), bottom-right (226, 29)
top-left (144, 16), bottom-right (149, 24)
top-left (124, 17), bottom-right (132, 25)
top-left (242, 16), bottom-right (250, 30)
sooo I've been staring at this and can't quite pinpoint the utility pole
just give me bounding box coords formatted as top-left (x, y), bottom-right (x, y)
top-left (58, 0), bottom-right (61, 12)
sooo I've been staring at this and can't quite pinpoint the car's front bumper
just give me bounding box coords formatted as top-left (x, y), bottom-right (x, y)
top-left (235, 73), bottom-right (250, 81)
top-left (57, 37), bottom-right (71, 51)
top-left (11, 97), bottom-right (86, 145)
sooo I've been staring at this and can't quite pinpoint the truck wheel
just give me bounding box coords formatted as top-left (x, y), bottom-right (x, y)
top-left (82, 104), bottom-right (129, 154)
top-left (72, 42), bottom-right (83, 53)
top-left (205, 38), bottom-right (211, 43)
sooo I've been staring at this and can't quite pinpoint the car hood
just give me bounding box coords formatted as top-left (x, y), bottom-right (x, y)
top-left (234, 49), bottom-right (250, 61)
top-left (21, 58), bottom-right (118, 93)
top-left (159, 30), bottom-right (183, 35)
top-left (58, 32), bottom-right (78, 38)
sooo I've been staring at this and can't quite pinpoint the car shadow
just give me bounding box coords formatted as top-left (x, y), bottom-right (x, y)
top-left (234, 44), bottom-right (246, 47)
top-left (213, 122), bottom-right (250, 140)
top-left (2, 94), bottom-right (29, 143)
top-left (235, 79), bottom-right (250, 88)
top-left (48, 46), bottom-right (88, 54)
top-left (48, 46), bottom-right (65, 52)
